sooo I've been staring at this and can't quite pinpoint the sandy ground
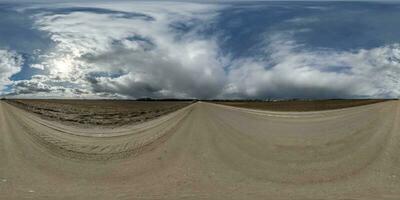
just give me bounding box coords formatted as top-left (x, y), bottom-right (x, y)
top-left (1, 100), bottom-right (400, 199)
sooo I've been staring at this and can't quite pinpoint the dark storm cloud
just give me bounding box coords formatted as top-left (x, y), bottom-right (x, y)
top-left (11, 77), bottom-right (63, 94)
top-left (82, 46), bottom-right (225, 99)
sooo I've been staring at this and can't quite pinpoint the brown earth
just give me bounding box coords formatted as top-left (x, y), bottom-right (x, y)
top-left (214, 99), bottom-right (388, 111)
top-left (1, 100), bottom-right (400, 199)
top-left (6, 99), bottom-right (192, 128)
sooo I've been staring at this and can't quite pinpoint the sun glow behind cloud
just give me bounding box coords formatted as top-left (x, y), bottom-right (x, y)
top-left (0, 1), bottom-right (399, 99)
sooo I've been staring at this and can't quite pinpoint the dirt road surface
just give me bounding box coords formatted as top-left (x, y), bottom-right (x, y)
top-left (1, 100), bottom-right (400, 199)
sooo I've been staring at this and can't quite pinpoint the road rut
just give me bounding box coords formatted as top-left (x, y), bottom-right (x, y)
top-left (1, 101), bottom-right (400, 199)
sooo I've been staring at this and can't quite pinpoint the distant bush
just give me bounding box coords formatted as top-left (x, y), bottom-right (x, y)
top-left (136, 98), bottom-right (197, 102)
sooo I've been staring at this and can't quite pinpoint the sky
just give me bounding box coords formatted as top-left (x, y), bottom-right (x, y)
top-left (0, 1), bottom-right (399, 99)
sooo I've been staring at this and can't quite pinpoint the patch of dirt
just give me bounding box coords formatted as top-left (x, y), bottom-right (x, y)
top-left (212, 99), bottom-right (389, 112)
top-left (6, 99), bottom-right (192, 128)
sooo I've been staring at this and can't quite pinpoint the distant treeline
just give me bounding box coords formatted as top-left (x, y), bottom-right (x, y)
top-left (1, 97), bottom-right (397, 102)
top-left (137, 98), bottom-right (397, 102)
top-left (205, 98), bottom-right (397, 102)
top-left (136, 98), bottom-right (198, 101)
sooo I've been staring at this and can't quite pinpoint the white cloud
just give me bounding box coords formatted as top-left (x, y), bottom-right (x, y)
top-left (285, 17), bottom-right (318, 24)
top-left (9, 1), bottom-right (400, 99)
top-left (224, 33), bottom-right (400, 99)
top-left (0, 49), bottom-right (23, 94)
top-left (25, 2), bottom-right (227, 98)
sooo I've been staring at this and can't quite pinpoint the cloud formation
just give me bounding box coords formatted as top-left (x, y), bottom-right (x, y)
top-left (0, 49), bottom-right (23, 94)
top-left (2, 1), bottom-right (400, 99)
top-left (14, 2), bottom-right (227, 99)
top-left (224, 34), bottom-right (400, 99)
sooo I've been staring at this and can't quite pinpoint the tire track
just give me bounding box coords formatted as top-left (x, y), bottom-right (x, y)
top-left (3, 102), bottom-right (194, 161)
top-left (1, 101), bottom-right (400, 199)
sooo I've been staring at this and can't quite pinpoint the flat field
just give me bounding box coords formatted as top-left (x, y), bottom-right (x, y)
top-left (214, 99), bottom-right (388, 111)
top-left (1, 99), bottom-right (400, 199)
top-left (6, 99), bottom-right (192, 127)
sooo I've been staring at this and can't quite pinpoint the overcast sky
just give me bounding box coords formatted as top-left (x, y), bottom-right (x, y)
top-left (0, 0), bottom-right (399, 99)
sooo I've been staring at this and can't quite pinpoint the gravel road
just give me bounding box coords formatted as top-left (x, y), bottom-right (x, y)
top-left (1, 101), bottom-right (400, 199)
